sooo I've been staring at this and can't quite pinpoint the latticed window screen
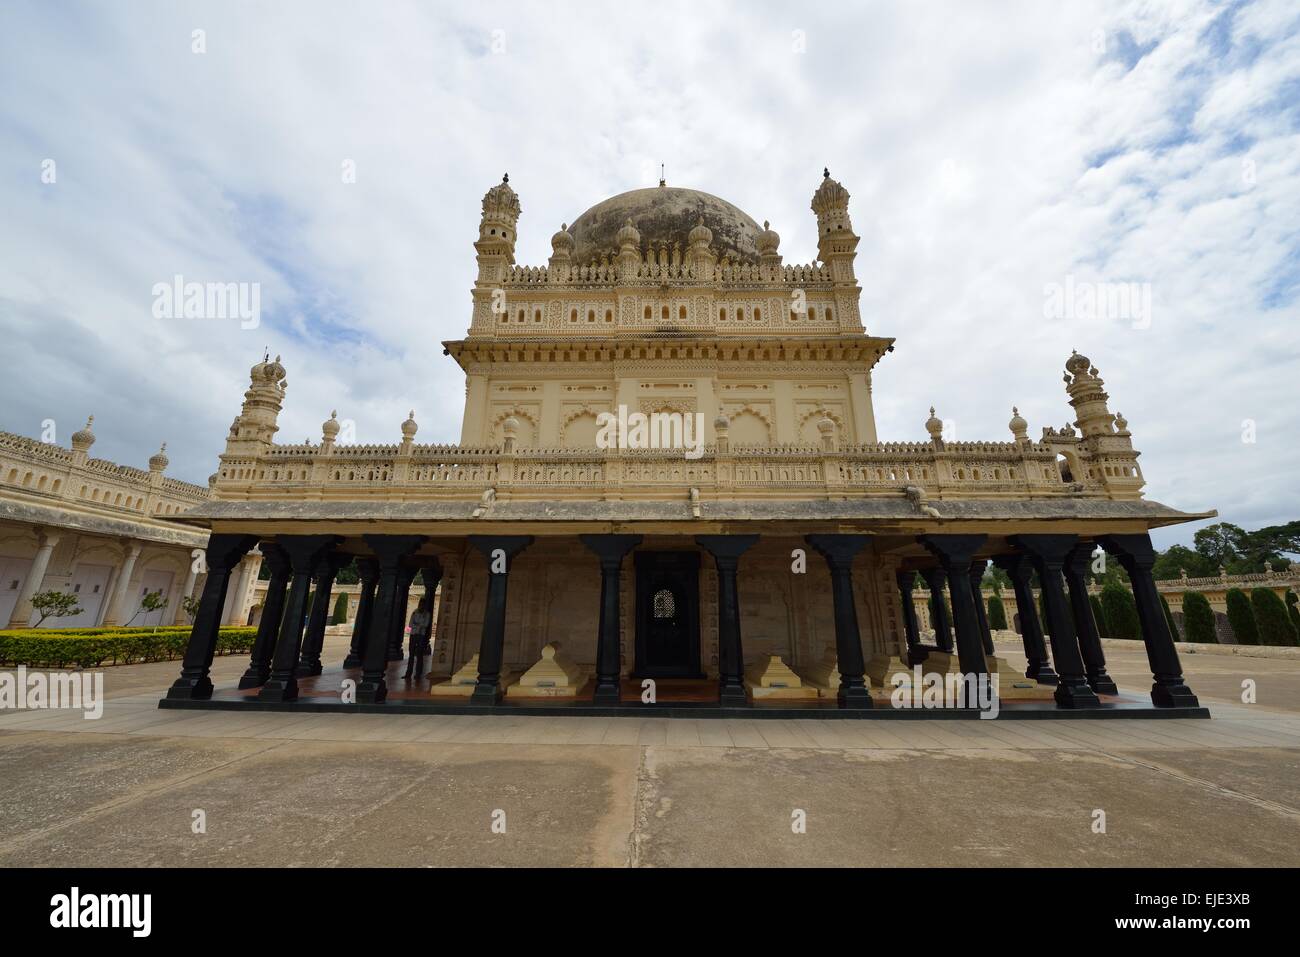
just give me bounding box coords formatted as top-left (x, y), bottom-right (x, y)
top-left (652, 588), bottom-right (677, 619)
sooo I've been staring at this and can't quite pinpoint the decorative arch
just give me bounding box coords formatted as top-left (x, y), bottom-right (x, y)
top-left (797, 406), bottom-right (847, 444)
top-left (560, 405), bottom-right (608, 449)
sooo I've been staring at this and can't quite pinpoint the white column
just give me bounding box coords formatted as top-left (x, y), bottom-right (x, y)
top-left (101, 541), bottom-right (142, 627)
top-left (224, 554), bottom-right (257, 626)
top-left (172, 562), bottom-right (199, 625)
top-left (7, 530), bottom-right (62, 628)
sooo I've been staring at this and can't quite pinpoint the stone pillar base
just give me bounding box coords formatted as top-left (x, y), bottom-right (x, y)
top-left (744, 655), bottom-right (818, 700)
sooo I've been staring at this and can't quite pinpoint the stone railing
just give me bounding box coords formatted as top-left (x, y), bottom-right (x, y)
top-left (0, 430), bottom-right (211, 520)
top-left (213, 438), bottom-right (1119, 503)
top-left (503, 260), bottom-right (831, 287)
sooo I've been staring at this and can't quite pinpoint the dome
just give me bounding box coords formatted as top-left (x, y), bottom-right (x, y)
top-left (71, 415), bottom-right (96, 452)
top-left (149, 443), bottom-right (169, 472)
top-left (567, 186), bottom-right (763, 264)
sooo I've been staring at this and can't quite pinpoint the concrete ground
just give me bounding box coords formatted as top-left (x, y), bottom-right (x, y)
top-left (1, 636), bottom-right (1297, 867)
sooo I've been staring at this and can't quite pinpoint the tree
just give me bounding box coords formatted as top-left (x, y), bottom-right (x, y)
top-left (1089, 593), bottom-right (1110, 639)
top-left (987, 594), bottom-right (1007, 630)
top-left (1193, 523), bottom-right (1249, 569)
top-left (1152, 544), bottom-right (1215, 581)
top-left (1250, 588), bottom-right (1299, 646)
top-left (1159, 593), bottom-right (1179, 640)
top-left (1182, 592), bottom-right (1216, 644)
top-left (30, 590), bottom-right (82, 627)
top-left (125, 589), bottom-right (168, 626)
top-left (1225, 588), bottom-right (1259, 645)
top-left (1100, 582), bottom-right (1139, 639)
top-left (334, 558), bottom-right (359, 585)
top-left (331, 592), bottom-right (349, 625)
top-left (181, 594), bottom-right (201, 624)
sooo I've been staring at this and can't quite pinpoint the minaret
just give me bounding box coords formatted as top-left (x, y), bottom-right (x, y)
top-left (474, 173), bottom-right (520, 287)
top-left (1061, 350), bottom-right (1144, 497)
top-left (223, 353), bottom-right (287, 458)
top-left (1064, 350), bottom-right (1114, 438)
top-left (810, 168), bottom-right (862, 329)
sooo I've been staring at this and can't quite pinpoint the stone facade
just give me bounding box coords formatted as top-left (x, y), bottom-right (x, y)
top-left (0, 421), bottom-right (241, 628)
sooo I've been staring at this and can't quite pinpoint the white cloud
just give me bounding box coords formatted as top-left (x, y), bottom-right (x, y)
top-left (0, 0), bottom-right (1296, 547)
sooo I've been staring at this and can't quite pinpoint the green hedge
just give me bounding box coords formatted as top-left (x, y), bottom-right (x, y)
top-left (1287, 591), bottom-right (1300, 639)
top-left (1100, 582), bottom-right (1139, 639)
top-left (1089, 593), bottom-right (1110, 639)
top-left (331, 592), bottom-right (349, 625)
top-left (1182, 591), bottom-right (1216, 644)
top-left (0, 626), bottom-right (256, 669)
top-left (1251, 588), bottom-right (1299, 647)
top-left (1225, 588), bottom-right (1259, 645)
top-left (987, 595), bottom-right (1007, 630)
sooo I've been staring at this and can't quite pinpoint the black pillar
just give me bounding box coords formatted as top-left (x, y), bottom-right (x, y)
top-left (696, 535), bottom-right (759, 707)
top-left (386, 563), bottom-right (420, 661)
top-left (258, 536), bottom-right (339, 702)
top-left (342, 557), bottom-right (379, 668)
top-left (1010, 535), bottom-right (1100, 708)
top-left (356, 535), bottom-right (427, 703)
top-left (467, 535), bottom-right (534, 704)
top-left (580, 534), bottom-right (643, 706)
top-left (238, 543), bottom-right (290, 689)
top-left (969, 559), bottom-right (995, 656)
top-left (1100, 534), bottom-right (1200, 708)
top-left (921, 567), bottom-right (953, 652)
top-left (418, 559), bottom-right (444, 648)
top-left (1062, 544), bottom-right (1118, 695)
top-left (807, 535), bottom-right (872, 709)
top-left (896, 571), bottom-right (925, 666)
top-left (992, 554), bottom-right (1057, 684)
top-left (297, 553), bottom-right (349, 677)
top-left (165, 534), bottom-right (258, 700)
top-left (920, 535), bottom-right (989, 680)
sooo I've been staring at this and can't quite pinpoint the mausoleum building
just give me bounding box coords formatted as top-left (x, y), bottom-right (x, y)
top-left (165, 172), bottom-right (1212, 716)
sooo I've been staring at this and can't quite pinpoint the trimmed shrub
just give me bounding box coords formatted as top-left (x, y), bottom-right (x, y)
top-left (1182, 592), bottom-right (1216, 644)
top-left (331, 592), bottom-right (349, 625)
top-left (1286, 591), bottom-right (1300, 638)
top-left (1159, 593), bottom-right (1179, 640)
top-left (987, 595), bottom-right (1008, 630)
top-left (1224, 588), bottom-right (1259, 645)
top-left (1251, 588), bottom-right (1299, 646)
top-left (1089, 593), bottom-right (1109, 639)
top-left (0, 626), bottom-right (257, 668)
top-left (1100, 582), bottom-right (1139, 639)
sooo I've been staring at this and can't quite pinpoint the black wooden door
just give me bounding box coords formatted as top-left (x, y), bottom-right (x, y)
top-left (634, 552), bottom-right (703, 678)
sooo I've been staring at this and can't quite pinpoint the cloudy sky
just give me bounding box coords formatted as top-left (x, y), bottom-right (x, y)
top-left (1, 0), bottom-right (1296, 549)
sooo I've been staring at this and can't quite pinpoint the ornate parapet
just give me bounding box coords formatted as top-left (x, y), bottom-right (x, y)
top-left (0, 428), bottom-right (210, 522)
top-left (210, 435), bottom-right (1133, 505)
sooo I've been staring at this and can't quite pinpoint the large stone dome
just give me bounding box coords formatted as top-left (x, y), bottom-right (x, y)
top-left (568, 185), bottom-right (763, 264)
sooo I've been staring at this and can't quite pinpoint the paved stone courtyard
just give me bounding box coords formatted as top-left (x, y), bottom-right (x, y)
top-left (2, 636), bottom-right (1298, 867)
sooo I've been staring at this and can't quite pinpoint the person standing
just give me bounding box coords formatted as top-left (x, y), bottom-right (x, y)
top-left (403, 596), bottom-right (433, 681)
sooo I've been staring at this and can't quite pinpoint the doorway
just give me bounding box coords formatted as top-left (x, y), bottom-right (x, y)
top-left (634, 551), bottom-right (703, 678)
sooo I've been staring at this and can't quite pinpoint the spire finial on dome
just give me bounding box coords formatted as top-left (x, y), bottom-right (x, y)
top-left (823, 167), bottom-right (830, 179)
top-left (502, 172), bottom-right (508, 184)
top-left (659, 163), bottom-right (665, 187)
